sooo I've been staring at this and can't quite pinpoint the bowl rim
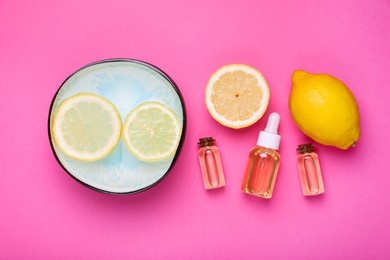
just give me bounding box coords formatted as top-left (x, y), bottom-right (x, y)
top-left (47, 58), bottom-right (187, 195)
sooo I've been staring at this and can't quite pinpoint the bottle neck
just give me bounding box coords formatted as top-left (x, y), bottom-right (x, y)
top-left (198, 137), bottom-right (215, 147)
top-left (297, 143), bottom-right (314, 154)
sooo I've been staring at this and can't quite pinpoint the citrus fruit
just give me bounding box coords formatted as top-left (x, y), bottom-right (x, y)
top-left (205, 64), bottom-right (270, 129)
top-left (52, 93), bottom-right (122, 161)
top-left (289, 70), bottom-right (360, 150)
top-left (123, 102), bottom-right (182, 162)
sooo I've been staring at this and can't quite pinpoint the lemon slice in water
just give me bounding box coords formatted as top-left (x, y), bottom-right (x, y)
top-left (52, 93), bottom-right (122, 162)
top-left (123, 102), bottom-right (182, 162)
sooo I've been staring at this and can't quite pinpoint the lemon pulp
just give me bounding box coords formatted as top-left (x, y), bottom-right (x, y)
top-left (52, 93), bottom-right (122, 161)
top-left (123, 102), bottom-right (182, 162)
top-left (205, 64), bottom-right (270, 129)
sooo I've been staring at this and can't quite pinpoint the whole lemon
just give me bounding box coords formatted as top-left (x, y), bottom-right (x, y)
top-left (289, 70), bottom-right (360, 149)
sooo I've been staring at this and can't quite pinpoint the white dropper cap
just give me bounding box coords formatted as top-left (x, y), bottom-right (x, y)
top-left (256, 112), bottom-right (281, 150)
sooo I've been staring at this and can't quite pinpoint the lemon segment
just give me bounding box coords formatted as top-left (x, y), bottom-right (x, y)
top-left (289, 70), bottom-right (360, 149)
top-left (52, 93), bottom-right (122, 162)
top-left (205, 64), bottom-right (270, 129)
top-left (123, 102), bottom-right (182, 162)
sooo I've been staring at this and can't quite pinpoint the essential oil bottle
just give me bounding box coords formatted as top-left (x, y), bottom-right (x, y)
top-left (241, 112), bottom-right (281, 199)
top-left (198, 137), bottom-right (226, 189)
top-left (296, 144), bottom-right (325, 196)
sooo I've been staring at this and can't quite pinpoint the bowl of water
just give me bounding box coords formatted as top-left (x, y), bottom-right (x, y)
top-left (48, 59), bottom-right (186, 194)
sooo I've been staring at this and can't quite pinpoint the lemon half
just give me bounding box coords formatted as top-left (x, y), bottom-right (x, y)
top-left (205, 64), bottom-right (270, 129)
top-left (123, 102), bottom-right (182, 162)
top-left (52, 93), bottom-right (122, 161)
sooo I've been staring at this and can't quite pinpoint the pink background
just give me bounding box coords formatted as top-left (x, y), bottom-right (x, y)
top-left (1, 0), bottom-right (390, 259)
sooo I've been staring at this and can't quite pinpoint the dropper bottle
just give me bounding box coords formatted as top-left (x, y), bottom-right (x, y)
top-left (241, 112), bottom-right (281, 199)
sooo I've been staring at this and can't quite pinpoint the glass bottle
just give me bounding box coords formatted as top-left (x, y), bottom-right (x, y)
top-left (296, 144), bottom-right (325, 196)
top-left (241, 112), bottom-right (281, 199)
top-left (198, 137), bottom-right (226, 189)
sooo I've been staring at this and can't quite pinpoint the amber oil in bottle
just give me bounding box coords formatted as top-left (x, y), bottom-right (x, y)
top-left (241, 112), bottom-right (281, 199)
